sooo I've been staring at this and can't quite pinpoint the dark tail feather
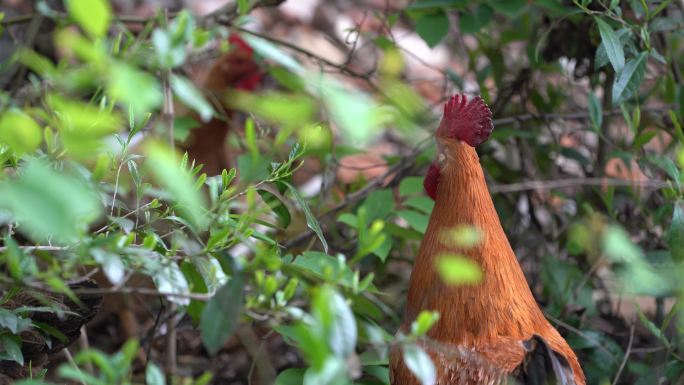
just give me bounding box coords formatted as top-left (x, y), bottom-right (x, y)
top-left (512, 335), bottom-right (577, 385)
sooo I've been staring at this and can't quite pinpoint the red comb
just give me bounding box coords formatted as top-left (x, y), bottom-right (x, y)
top-left (229, 34), bottom-right (253, 55)
top-left (424, 162), bottom-right (441, 201)
top-left (436, 94), bottom-right (493, 147)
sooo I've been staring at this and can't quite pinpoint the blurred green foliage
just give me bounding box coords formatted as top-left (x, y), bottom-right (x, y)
top-left (0, 0), bottom-right (682, 384)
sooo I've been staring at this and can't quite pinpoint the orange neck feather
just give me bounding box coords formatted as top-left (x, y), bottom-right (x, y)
top-left (405, 140), bottom-right (549, 345)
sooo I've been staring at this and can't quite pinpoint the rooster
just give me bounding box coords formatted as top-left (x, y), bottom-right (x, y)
top-left (180, 34), bottom-right (263, 175)
top-left (389, 95), bottom-right (585, 385)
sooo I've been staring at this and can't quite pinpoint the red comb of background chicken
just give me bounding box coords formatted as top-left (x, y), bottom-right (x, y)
top-left (436, 94), bottom-right (493, 147)
top-left (229, 34), bottom-right (254, 56)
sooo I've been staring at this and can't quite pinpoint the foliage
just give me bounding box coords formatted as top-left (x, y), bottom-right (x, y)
top-left (0, 0), bottom-right (682, 384)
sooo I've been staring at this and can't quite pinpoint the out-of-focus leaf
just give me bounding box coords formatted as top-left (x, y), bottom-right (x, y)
top-left (65, 0), bottom-right (111, 38)
top-left (200, 270), bottom-right (244, 355)
top-left (16, 48), bottom-right (56, 78)
top-left (0, 159), bottom-right (101, 243)
top-left (594, 17), bottom-right (624, 72)
top-left (108, 63), bottom-right (163, 116)
top-left (145, 362), bottom-right (166, 385)
top-left (152, 259), bottom-right (190, 306)
top-left (242, 35), bottom-right (304, 74)
top-left (143, 141), bottom-right (207, 230)
top-left (410, 310), bottom-right (440, 337)
top-left (667, 200), bottom-right (684, 262)
top-left (400, 177), bottom-right (425, 196)
top-left (403, 343), bottom-right (436, 385)
top-left (612, 52), bottom-right (647, 104)
top-left (91, 249), bottom-right (125, 285)
top-left (313, 286), bottom-right (357, 358)
top-left (0, 309), bottom-right (30, 334)
top-left (275, 368), bottom-right (306, 385)
top-left (490, 0), bottom-right (527, 17)
top-left (363, 189), bottom-right (394, 221)
top-left (258, 189), bottom-right (291, 228)
top-left (171, 74), bottom-right (214, 122)
top-left (0, 109), bottom-right (41, 155)
top-left (588, 92), bottom-right (602, 132)
top-left (0, 335), bottom-right (23, 365)
top-left (435, 254), bottom-right (482, 285)
top-left (459, 4), bottom-right (494, 34)
top-left (397, 210), bottom-right (429, 233)
top-left (414, 10), bottom-right (449, 47)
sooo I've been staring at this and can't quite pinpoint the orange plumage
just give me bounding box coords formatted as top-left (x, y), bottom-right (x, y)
top-left (180, 34), bottom-right (262, 175)
top-left (390, 95), bottom-right (585, 385)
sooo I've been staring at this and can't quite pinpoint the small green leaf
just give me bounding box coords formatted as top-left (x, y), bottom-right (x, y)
top-left (275, 368), bottom-right (306, 385)
top-left (436, 254), bottom-right (482, 285)
top-left (414, 10), bottom-right (449, 48)
top-left (588, 92), bottom-right (602, 132)
top-left (145, 362), bottom-right (166, 385)
top-left (410, 310), bottom-right (440, 336)
top-left (171, 74), bottom-right (214, 122)
top-left (397, 210), bottom-right (429, 233)
top-left (594, 17), bottom-right (625, 72)
top-left (612, 52), bottom-right (648, 104)
top-left (66, 0), bottom-right (111, 38)
top-left (258, 189), bottom-right (291, 228)
top-left (285, 182), bottom-right (328, 252)
top-left (667, 200), bottom-right (684, 262)
top-left (403, 343), bottom-right (436, 385)
top-left (0, 109), bottom-right (42, 155)
top-left (400, 176), bottom-right (425, 196)
top-left (459, 4), bottom-right (494, 34)
top-left (0, 335), bottom-right (23, 365)
top-left (201, 270), bottom-right (244, 355)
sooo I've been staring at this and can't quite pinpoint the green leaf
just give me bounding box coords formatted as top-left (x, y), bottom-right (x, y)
top-left (459, 4), bottom-right (493, 34)
top-left (201, 270), bottom-right (244, 355)
top-left (151, 258), bottom-right (191, 306)
top-left (66, 0), bottom-right (111, 38)
top-left (143, 141), bottom-right (207, 230)
top-left (408, 0), bottom-right (469, 9)
top-left (402, 343), bottom-right (435, 385)
top-left (171, 74), bottom-right (214, 122)
top-left (397, 210), bottom-right (429, 233)
top-left (414, 10), bottom-right (449, 48)
top-left (314, 286), bottom-right (357, 358)
top-left (588, 92), bottom-right (602, 132)
top-left (0, 159), bottom-right (101, 243)
top-left (145, 362), bottom-right (166, 385)
top-left (0, 109), bottom-right (42, 155)
top-left (237, 154), bottom-right (270, 183)
top-left (108, 63), bottom-right (163, 116)
top-left (612, 52), bottom-right (648, 104)
top-left (399, 176), bottom-right (425, 196)
top-left (594, 17), bottom-right (625, 72)
top-left (258, 189), bottom-right (291, 228)
top-left (404, 196), bottom-right (435, 214)
top-left (435, 254), bottom-right (482, 285)
top-left (0, 309), bottom-right (30, 334)
top-left (275, 368), bottom-right (306, 385)
top-left (91, 249), bottom-right (125, 285)
top-left (410, 310), bottom-right (440, 336)
top-left (0, 335), bottom-right (23, 365)
top-left (667, 200), bottom-right (684, 262)
top-left (489, 0), bottom-right (527, 17)
top-left (285, 182), bottom-right (328, 252)
top-left (362, 189), bottom-right (394, 222)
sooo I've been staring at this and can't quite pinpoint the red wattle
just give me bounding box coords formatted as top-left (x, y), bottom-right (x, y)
top-left (424, 162), bottom-right (441, 201)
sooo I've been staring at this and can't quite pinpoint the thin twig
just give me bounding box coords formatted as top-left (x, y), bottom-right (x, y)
top-left (612, 322), bottom-right (635, 385)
